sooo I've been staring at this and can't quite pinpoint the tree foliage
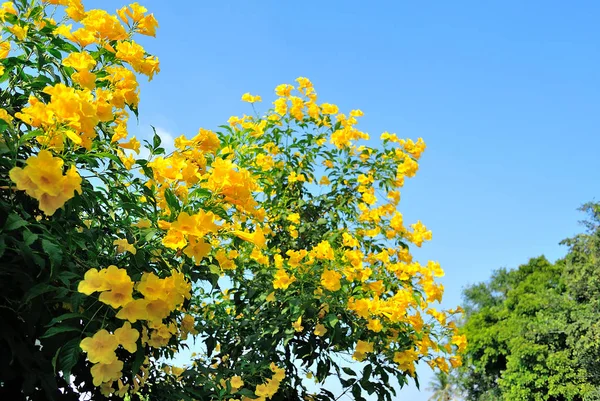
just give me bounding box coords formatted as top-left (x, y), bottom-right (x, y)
top-left (0, 1), bottom-right (464, 400)
top-left (458, 202), bottom-right (600, 401)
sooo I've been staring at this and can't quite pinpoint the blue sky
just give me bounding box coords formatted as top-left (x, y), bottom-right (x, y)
top-left (90, 0), bottom-right (600, 398)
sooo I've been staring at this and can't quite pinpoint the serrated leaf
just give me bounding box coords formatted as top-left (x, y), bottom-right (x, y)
top-left (57, 338), bottom-right (81, 382)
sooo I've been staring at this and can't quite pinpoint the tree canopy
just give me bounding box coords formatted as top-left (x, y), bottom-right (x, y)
top-left (0, 1), bottom-right (462, 400)
top-left (458, 202), bottom-right (600, 401)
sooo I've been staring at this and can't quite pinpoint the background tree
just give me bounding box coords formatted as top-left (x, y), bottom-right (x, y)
top-left (457, 202), bottom-right (600, 401)
top-left (427, 371), bottom-right (459, 401)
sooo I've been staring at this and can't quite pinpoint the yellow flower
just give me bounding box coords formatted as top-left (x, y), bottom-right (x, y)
top-left (241, 93), bottom-right (261, 103)
top-left (62, 51), bottom-right (96, 71)
top-left (320, 103), bottom-right (338, 115)
top-left (273, 97), bottom-right (287, 115)
top-left (321, 269), bottom-right (342, 291)
top-left (78, 268), bottom-right (109, 295)
top-left (81, 9), bottom-right (128, 41)
top-left (97, 266), bottom-right (134, 308)
top-left (117, 2), bottom-right (147, 24)
top-left (115, 40), bottom-right (145, 67)
top-left (133, 219), bottom-right (151, 229)
top-left (230, 375), bottom-right (244, 390)
top-left (99, 280), bottom-right (134, 308)
top-left (270, 363), bottom-right (285, 381)
top-left (116, 299), bottom-right (148, 323)
top-left (114, 322), bottom-right (139, 353)
top-left (0, 41), bottom-right (10, 58)
top-left (9, 25), bottom-right (28, 41)
top-left (215, 249), bottom-right (236, 270)
top-left (90, 359), bottom-right (123, 386)
top-left (292, 316), bottom-right (303, 332)
top-left (183, 236), bottom-right (211, 264)
top-left (72, 70), bottom-right (96, 89)
top-left (452, 334), bottom-right (467, 352)
top-left (137, 13), bottom-right (159, 37)
top-left (113, 238), bottom-right (136, 255)
top-left (274, 84), bottom-right (293, 97)
top-left (119, 136), bottom-right (141, 154)
top-left (9, 151), bottom-right (82, 215)
top-left (393, 349), bottom-right (418, 375)
top-left (366, 319), bottom-right (383, 333)
top-left (352, 340), bottom-right (374, 362)
top-left (80, 329), bottom-right (119, 364)
top-left (145, 299), bottom-right (171, 322)
top-left (116, 378), bottom-right (128, 397)
top-left (273, 269), bottom-right (296, 290)
top-left (232, 225), bottom-right (266, 249)
top-left (265, 291), bottom-right (276, 302)
top-left (286, 213), bottom-right (300, 224)
top-left (314, 324), bottom-right (327, 337)
top-left (162, 229), bottom-right (187, 250)
top-left (136, 272), bottom-right (165, 300)
top-left (295, 77), bottom-right (313, 91)
top-left (319, 176), bottom-right (330, 185)
top-left (65, 0), bottom-right (85, 21)
top-left (1, 1), bottom-right (17, 16)
top-left (287, 171), bottom-right (305, 183)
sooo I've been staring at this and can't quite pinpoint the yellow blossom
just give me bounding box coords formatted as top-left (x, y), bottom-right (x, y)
top-left (78, 268), bottom-right (109, 295)
top-left (230, 375), bottom-right (244, 390)
top-left (241, 93), bottom-right (261, 103)
top-left (314, 324), bottom-right (327, 336)
top-left (113, 238), bottom-right (136, 255)
top-left (292, 316), bottom-right (303, 332)
top-left (90, 359), bottom-right (123, 386)
top-left (352, 340), bottom-right (374, 362)
top-left (273, 269), bottom-right (296, 290)
top-left (80, 329), bottom-right (118, 364)
top-left (114, 322), bottom-right (139, 353)
top-left (321, 269), bottom-right (342, 291)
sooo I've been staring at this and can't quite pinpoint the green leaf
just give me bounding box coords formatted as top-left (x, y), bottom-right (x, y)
top-left (41, 325), bottom-right (80, 339)
top-left (23, 230), bottom-right (38, 246)
top-left (361, 364), bottom-right (373, 384)
top-left (57, 338), bottom-right (81, 382)
top-left (45, 312), bottom-right (85, 328)
top-left (24, 282), bottom-right (54, 302)
top-left (42, 238), bottom-right (63, 270)
top-left (164, 188), bottom-right (180, 214)
top-left (152, 125), bottom-right (161, 148)
top-left (352, 383), bottom-right (366, 401)
top-left (18, 129), bottom-right (43, 145)
top-left (131, 342), bottom-right (146, 377)
top-left (3, 213), bottom-right (27, 231)
top-left (342, 367), bottom-right (357, 376)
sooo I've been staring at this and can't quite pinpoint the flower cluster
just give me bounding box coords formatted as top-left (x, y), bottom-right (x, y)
top-left (78, 265), bottom-right (192, 390)
top-left (9, 150), bottom-right (81, 215)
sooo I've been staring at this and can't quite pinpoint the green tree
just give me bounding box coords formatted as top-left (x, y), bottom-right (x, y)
top-left (457, 202), bottom-right (600, 400)
top-left (427, 371), bottom-right (459, 401)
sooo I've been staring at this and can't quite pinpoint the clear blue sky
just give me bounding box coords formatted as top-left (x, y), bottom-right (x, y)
top-left (90, 1), bottom-right (600, 398)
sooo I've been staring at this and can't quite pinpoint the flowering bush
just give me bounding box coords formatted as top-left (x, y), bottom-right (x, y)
top-left (0, 1), bottom-right (465, 400)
